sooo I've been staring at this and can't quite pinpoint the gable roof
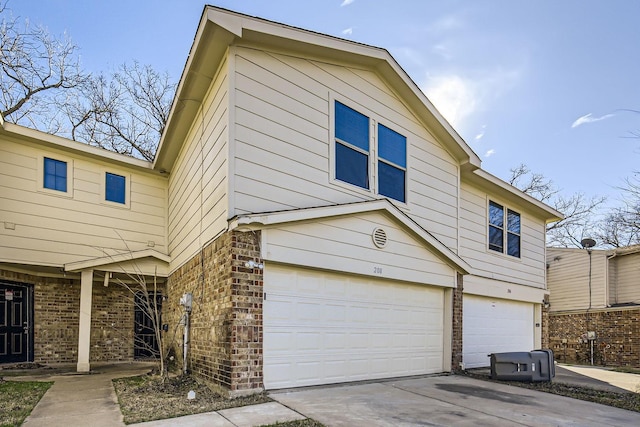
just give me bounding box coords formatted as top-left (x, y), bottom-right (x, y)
top-left (154, 6), bottom-right (481, 173)
top-left (64, 249), bottom-right (170, 276)
top-left (229, 199), bottom-right (472, 274)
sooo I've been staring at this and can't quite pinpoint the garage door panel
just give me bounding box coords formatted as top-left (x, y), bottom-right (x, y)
top-left (463, 296), bottom-right (535, 369)
top-left (264, 265), bottom-right (445, 389)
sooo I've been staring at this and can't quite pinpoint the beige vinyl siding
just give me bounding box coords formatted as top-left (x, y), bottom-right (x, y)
top-left (610, 253), bottom-right (640, 304)
top-left (459, 181), bottom-right (546, 288)
top-left (231, 47), bottom-right (459, 249)
top-left (547, 248), bottom-right (608, 311)
top-left (0, 137), bottom-right (166, 267)
top-left (262, 211), bottom-right (456, 288)
top-left (167, 57), bottom-right (229, 272)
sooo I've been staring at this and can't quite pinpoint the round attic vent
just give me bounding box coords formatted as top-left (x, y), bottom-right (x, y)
top-left (372, 227), bottom-right (388, 249)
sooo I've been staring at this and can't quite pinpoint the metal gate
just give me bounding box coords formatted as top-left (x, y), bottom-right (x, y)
top-left (134, 292), bottom-right (162, 359)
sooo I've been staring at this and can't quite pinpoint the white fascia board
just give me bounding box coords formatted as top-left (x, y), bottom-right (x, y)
top-left (64, 249), bottom-right (170, 273)
top-left (229, 200), bottom-right (471, 274)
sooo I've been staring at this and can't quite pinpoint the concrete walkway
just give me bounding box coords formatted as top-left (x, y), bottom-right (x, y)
top-left (9, 362), bottom-right (640, 426)
top-left (13, 363), bottom-right (304, 427)
top-left (556, 364), bottom-right (640, 393)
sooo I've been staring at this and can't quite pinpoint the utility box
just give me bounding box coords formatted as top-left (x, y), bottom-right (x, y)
top-left (490, 349), bottom-right (555, 382)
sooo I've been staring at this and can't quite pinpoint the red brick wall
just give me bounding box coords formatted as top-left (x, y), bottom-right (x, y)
top-left (549, 307), bottom-right (640, 367)
top-left (166, 230), bottom-right (264, 396)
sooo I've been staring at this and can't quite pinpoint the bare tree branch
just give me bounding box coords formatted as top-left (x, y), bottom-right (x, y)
top-left (508, 163), bottom-right (606, 248)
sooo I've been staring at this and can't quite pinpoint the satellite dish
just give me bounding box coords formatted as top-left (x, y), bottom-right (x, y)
top-left (580, 238), bottom-right (596, 249)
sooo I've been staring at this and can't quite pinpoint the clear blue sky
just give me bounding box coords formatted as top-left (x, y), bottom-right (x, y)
top-left (9, 1), bottom-right (640, 209)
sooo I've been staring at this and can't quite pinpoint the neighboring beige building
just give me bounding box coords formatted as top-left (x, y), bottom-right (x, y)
top-left (547, 245), bottom-right (640, 367)
top-left (0, 7), bottom-right (560, 395)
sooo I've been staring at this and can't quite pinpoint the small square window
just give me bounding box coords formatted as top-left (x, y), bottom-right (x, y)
top-left (43, 158), bottom-right (67, 192)
top-left (105, 173), bottom-right (126, 204)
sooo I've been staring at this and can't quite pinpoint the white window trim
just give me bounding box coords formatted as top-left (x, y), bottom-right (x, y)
top-left (37, 154), bottom-right (74, 198)
top-left (101, 169), bottom-right (131, 209)
top-left (487, 198), bottom-right (522, 260)
top-left (329, 94), bottom-right (409, 206)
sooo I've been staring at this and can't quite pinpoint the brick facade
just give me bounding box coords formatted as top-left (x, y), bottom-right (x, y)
top-left (541, 294), bottom-right (550, 349)
top-left (549, 307), bottom-right (640, 367)
top-left (1, 268), bottom-right (154, 365)
top-left (90, 284), bottom-right (135, 362)
top-left (451, 273), bottom-right (464, 371)
top-left (166, 230), bottom-right (264, 396)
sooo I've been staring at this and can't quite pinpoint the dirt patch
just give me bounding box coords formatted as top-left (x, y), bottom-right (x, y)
top-left (113, 374), bottom-right (272, 424)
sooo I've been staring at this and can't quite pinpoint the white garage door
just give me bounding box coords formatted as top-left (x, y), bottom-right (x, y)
top-left (264, 265), bottom-right (445, 389)
top-left (463, 295), bottom-right (535, 369)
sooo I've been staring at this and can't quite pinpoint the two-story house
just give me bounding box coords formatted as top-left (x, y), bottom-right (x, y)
top-left (0, 7), bottom-right (560, 396)
top-left (547, 245), bottom-right (640, 367)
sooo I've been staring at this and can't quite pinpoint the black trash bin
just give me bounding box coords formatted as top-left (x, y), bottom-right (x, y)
top-left (490, 349), bottom-right (554, 382)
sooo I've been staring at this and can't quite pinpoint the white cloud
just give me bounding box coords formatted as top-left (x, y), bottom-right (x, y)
top-left (571, 113), bottom-right (615, 128)
top-left (421, 75), bottom-right (478, 129)
top-left (428, 15), bottom-right (463, 33)
top-left (484, 149), bottom-right (495, 157)
top-left (474, 125), bottom-right (487, 141)
top-left (341, 27), bottom-right (353, 35)
top-left (340, 0), bottom-right (355, 7)
top-left (420, 67), bottom-right (522, 131)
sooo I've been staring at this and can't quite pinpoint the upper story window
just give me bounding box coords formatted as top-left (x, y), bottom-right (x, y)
top-left (105, 172), bottom-right (126, 204)
top-left (43, 157), bottom-right (68, 192)
top-left (488, 201), bottom-right (521, 258)
top-left (335, 101), bottom-right (370, 190)
top-left (377, 124), bottom-right (407, 203)
top-left (334, 100), bottom-right (407, 203)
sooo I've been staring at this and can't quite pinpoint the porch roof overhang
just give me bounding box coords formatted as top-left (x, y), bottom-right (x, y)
top-left (64, 249), bottom-right (171, 277)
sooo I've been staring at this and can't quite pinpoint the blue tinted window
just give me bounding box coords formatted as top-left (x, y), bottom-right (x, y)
top-left (335, 101), bottom-right (369, 151)
top-left (488, 201), bottom-right (521, 257)
top-left (507, 232), bottom-right (521, 257)
top-left (378, 124), bottom-right (406, 167)
top-left (489, 201), bottom-right (504, 227)
top-left (336, 143), bottom-right (369, 189)
top-left (43, 157), bottom-right (67, 192)
top-left (489, 225), bottom-right (503, 253)
top-left (378, 161), bottom-right (405, 202)
top-left (106, 173), bottom-right (126, 204)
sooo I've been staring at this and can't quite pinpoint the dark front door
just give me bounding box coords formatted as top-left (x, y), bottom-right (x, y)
top-left (0, 281), bottom-right (34, 364)
top-left (134, 292), bottom-right (162, 359)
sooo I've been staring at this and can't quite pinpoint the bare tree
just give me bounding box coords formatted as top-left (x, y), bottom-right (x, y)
top-left (57, 62), bottom-right (175, 161)
top-left (0, 2), bottom-right (175, 160)
top-left (596, 175), bottom-right (640, 247)
top-left (0, 1), bottom-right (87, 126)
top-left (508, 164), bottom-right (606, 247)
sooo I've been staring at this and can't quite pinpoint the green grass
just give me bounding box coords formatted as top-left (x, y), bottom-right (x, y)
top-left (0, 380), bottom-right (52, 427)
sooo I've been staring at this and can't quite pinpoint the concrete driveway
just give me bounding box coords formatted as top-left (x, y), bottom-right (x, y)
top-left (271, 375), bottom-right (640, 426)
